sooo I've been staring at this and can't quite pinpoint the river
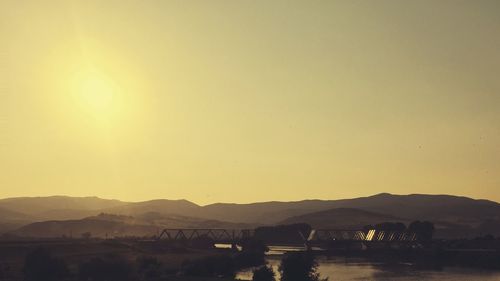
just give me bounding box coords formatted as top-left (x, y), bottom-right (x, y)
top-left (234, 246), bottom-right (500, 281)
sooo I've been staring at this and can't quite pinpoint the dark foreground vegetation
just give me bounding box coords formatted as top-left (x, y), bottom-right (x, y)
top-left (0, 236), bottom-right (274, 281)
top-left (0, 238), bottom-right (229, 281)
top-left (0, 237), bottom-right (331, 281)
top-left (254, 224), bottom-right (312, 244)
top-left (321, 221), bottom-right (500, 270)
top-left (2, 221), bottom-right (500, 280)
top-left (322, 236), bottom-right (500, 271)
top-left (3, 239), bottom-right (500, 281)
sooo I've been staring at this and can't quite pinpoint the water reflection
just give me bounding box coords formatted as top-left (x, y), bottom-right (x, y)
top-left (235, 246), bottom-right (500, 281)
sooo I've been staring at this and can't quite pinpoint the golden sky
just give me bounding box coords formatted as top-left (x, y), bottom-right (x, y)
top-left (1, 0), bottom-right (499, 204)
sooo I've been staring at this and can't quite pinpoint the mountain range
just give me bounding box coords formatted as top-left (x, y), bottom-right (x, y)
top-left (1, 193), bottom-right (500, 239)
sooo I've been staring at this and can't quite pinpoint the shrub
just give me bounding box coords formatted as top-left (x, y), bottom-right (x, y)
top-left (235, 251), bottom-right (266, 268)
top-left (23, 247), bottom-right (69, 281)
top-left (78, 257), bottom-right (135, 281)
top-left (235, 238), bottom-right (268, 267)
top-left (255, 224), bottom-right (311, 244)
top-left (137, 256), bottom-right (162, 280)
top-left (240, 238), bottom-right (268, 254)
top-left (189, 235), bottom-right (215, 249)
top-left (279, 252), bottom-right (327, 281)
top-left (252, 265), bottom-right (275, 281)
top-left (181, 255), bottom-right (235, 278)
top-left (409, 221), bottom-right (435, 242)
top-left (0, 263), bottom-right (11, 279)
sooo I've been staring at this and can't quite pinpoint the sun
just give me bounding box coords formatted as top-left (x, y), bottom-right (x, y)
top-left (80, 74), bottom-right (114, 110)
top-left (71, 69), bottom-right (118, 116)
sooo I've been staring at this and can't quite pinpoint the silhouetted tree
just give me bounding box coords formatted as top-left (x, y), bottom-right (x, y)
top-left (81, 232), bottom-right (92, 240)
top-left (477, 220), bottom-right (500, 237)
top-left (475, 234), bottom-right (495, 240)
top-left (408, 221), bottom-right (434, 242)
top-left (78, 257), bottom-right (135, 281)
top-left (279, 252), bottom-right (327, 281)
top-left (362, 225), bottom-right (374, 232)
top-left (181, 255), bottom-right (235, 278)
top-left (252, 265), bottom-right (275, 281)
top-left (255, 224), bottom-right (312, 244)
top-left (136, 256), bottom-right (162, 281)
top-left (0, 263), bottom-right (11, 280)
top-left (235, 238), bottom-right (269, 267)
top-left (189, 234), bottom-right (215, 249)
top-left (240, 238), bottom-right (269, 254)
top-left (374, 222), bottom-right (406, 232)
top-left (23, 247), bottom-right (69, 281)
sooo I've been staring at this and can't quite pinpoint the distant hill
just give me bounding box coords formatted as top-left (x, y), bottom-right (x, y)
top-left (36, 209), bottom-right (102, 221)
top-left (0, 206), bottom-right (33, 221)
top-left (327, 193), bottom-right (500, 227)
top-left (0, 196), bottom-right (126, 220)
top-left (2, 193), bottom-right (500, 238)
top-left (194, 193), bottom-right (500, 227)
top-left (279, 207), bottom-right (407, 229)
top-left (193, 200), bottom-right (341, 224)
top-left (132, 212), bottom-right (250, 229)
top-left (11, 219), bottom-right (157, 238)
top-left (0, 207), bottom-right (34, 234)
top-left (191, 193), bottom-right (500, 237)
top-left (101, 199), bottom-right (200, 216)
top-left (9, 212), bottom-right (251, 238)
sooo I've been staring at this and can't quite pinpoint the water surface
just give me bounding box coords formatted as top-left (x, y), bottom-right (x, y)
top-left (235, 246), bottom-right (500, 281)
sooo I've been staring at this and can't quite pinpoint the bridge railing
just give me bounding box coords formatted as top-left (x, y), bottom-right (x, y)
top-left (157, 228), bottom-right (418, 243)
top-left (308, 229), bottom-right (418, 242)
top-left (158, 229), bottom-right (254, 242)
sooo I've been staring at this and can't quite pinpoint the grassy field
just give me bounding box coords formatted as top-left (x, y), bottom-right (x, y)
top-left (0, 239), bottom-right (242, 281)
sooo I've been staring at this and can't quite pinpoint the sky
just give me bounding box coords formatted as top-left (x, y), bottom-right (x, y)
top-left (1, 0), bottom-right (499, 205)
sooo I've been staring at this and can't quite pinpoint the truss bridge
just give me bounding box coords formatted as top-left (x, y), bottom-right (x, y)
top-left (158, 228), bottom-right (254, 244)
top-left (308, 229), bottom-right (417, 242)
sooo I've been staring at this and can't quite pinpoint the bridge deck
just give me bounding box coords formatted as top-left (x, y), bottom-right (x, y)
top-left (158, 229), bottom-right (254, 242)
top-left (157, 228), bottom-right (418, 243)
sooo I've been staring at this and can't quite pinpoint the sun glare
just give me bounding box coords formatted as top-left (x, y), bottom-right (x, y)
top-left (79, 74), bottom-right (114, 110)
top-left (70, 69), bottom-right (120, 119)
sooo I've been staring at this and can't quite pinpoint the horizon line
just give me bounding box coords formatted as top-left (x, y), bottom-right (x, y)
top-left (0, 192), bottom-right (498, 206)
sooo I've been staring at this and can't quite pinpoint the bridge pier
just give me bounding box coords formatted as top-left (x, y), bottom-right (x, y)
top-left (305, 241), bottom-right (312, 251)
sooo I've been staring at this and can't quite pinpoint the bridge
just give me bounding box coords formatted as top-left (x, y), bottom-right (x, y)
top-left (308, 229), bottom-right (418, 242)
top-left (305, 229), bottom-right (419, 250)
top-left (157, 228), bottom-right (418, 248)
top-left (157, 229), bottom-right (254, 244)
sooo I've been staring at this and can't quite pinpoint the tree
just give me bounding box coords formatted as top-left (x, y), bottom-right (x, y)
top-left (255, 224), bottom-right (312, 244)
top-left (81, 232), bottom-right (92, 240)
top-left (78, 257), bottom-right (135, 281)
top-left (408, 221), bottom-right (435, 242)
top-left (374, 222), bottom-right (406, 232)
top-left (189, 234), bottom-right (215, 249)
top-left (279, 252), bottom-right (327, 281)
top-left (181, 255), bottom-right (235, 278)
top-left (0, 263), bottom-right (11, 280)
top-left (137, 256), bottom-right (162, 281)
top-left (235, 238), bottom-right (269, 267)
top-left (23, 247), bottom-right (69, 281)
top-left (362, 225), bottom-right (374, 232)
top-left (240, 238), bottom-right (269, 254)
top-left (253, 265), bottom-right (275, 281)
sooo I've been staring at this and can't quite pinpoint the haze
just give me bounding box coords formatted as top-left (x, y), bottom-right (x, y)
top-left (1, 0), bottom-right (499, 204)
